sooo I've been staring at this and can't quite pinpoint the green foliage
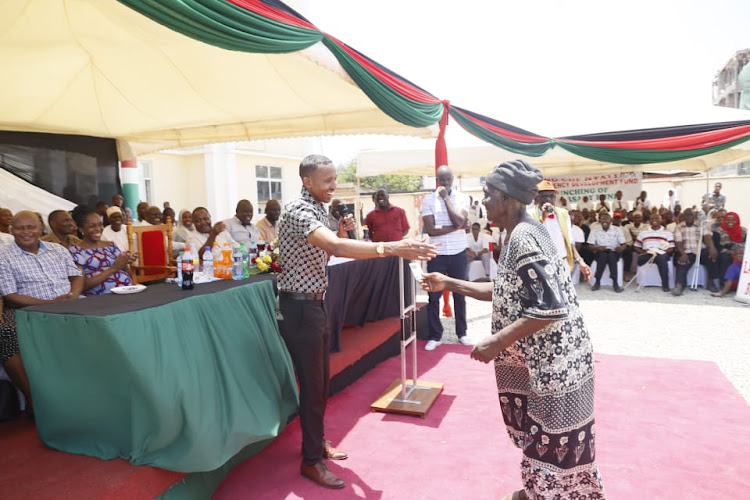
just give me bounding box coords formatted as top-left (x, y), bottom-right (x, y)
top-left (337, 160), bottom-right (422, 192)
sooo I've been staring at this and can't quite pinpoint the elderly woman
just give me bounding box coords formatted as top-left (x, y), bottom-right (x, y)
top-left (173, 209), bottom-right (195, 243)
top-left (423, 160), bottom-right (605, 500)
top-left (70, 206), bottom-right (135, 296)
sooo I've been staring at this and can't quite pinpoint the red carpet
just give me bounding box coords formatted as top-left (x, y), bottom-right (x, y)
top-left (214, 345), bottom-right (750, 500)
top-left (0, 418), bottom-right (185, 499)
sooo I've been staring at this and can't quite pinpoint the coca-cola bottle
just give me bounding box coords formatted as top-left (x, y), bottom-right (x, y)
top-left (181, 246), bottom-right (194, 290)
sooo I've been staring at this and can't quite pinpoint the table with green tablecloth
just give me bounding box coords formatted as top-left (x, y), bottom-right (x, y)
top-left (16, 276), bottom-right (299, 473)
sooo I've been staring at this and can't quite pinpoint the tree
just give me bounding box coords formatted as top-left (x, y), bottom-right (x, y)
top-left (337, 160), bottom-right (422, 192)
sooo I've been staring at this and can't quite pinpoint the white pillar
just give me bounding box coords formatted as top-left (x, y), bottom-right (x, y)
top-left (204, 144), bottom-right (238, 221)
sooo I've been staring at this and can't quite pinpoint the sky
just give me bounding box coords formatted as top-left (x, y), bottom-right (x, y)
top-left (291, 0), bottom-right (750, 165)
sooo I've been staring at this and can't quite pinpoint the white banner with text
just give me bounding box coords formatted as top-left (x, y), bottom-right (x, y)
top-left (547, 172), bottom-right (643, 209)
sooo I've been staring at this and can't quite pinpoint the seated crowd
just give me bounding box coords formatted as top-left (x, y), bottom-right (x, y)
top-left (562, 183), bottom-right (745, 297)
top-left (0, 195), bottom-right (288, 415)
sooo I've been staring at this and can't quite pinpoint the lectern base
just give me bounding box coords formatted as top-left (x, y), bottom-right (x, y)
top-left (370, 378), bottom-right (443, 418)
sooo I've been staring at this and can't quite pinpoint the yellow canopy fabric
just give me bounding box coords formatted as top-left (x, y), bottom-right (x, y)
top-left (0, 0), bottom-right (435, 159)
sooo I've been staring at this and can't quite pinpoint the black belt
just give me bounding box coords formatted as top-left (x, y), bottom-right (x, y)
top-left (280, 290), bottom-right (326, 301)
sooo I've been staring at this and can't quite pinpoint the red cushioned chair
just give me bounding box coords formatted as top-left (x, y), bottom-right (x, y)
top-left (126, 218), bottom-right (177, 285)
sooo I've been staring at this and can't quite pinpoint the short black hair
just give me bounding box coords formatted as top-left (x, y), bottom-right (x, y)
top-left (48, 209), bottom-right (68, 225)
top-left (299, 154), bottom-right (332, 179)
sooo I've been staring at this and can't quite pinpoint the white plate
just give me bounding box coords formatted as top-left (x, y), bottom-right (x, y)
top-left (111, 284), bottom-right (147, 295)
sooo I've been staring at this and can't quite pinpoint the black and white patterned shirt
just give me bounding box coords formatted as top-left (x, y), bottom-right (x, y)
top-left (278, 188), bottom-right (330, 293)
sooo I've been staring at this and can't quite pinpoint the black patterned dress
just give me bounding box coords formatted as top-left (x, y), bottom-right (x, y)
top-left (493, 219), bottom-right (606, 499)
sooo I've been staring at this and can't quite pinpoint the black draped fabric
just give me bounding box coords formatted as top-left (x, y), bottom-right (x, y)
top-left (325, 257), bottom-right (412, 352)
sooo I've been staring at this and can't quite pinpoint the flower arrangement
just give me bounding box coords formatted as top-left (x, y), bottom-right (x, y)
top-left (251, 239), bottom-right (282, 274)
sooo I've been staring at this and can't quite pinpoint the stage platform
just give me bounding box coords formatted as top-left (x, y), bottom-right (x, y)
top-left (0, 313), bottom-right (408, 500)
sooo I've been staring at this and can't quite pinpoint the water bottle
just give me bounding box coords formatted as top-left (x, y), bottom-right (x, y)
top-left (363, 225), bottom-right (371, 241)
top-left (240, 242), bottom-right (250, 278)
top-left (181, 248), bottom-right (194, 290)
top-left (232, 246), bottom-right (243, 280)
top-left (248, 240), bottom-right (258, 269)
top-left (212, 242), bottom-right (222, 278)
top-left (202, 246), bottom-right (213, 278)
top-left (176, 251), bottom-right (184, 286)
top-left (191, 246), bottom-right (200, 274)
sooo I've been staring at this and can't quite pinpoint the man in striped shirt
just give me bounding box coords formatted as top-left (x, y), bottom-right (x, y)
top-left (421, 165), bottom-right (471, 351)
top-left (634, 213), bottom-right (675, 291)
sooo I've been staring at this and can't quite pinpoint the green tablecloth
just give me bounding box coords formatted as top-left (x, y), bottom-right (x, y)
top-left (16, 280), bottom-right (299, 473)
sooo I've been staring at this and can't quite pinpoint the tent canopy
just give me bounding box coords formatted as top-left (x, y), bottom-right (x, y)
top-left (2, 0), bottom-right (750, 172)
top-left (0, 0), bottom-right (436, 159)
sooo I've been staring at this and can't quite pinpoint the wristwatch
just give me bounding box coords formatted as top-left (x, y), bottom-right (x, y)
top-left (376, 242), bottom-right (386, 257)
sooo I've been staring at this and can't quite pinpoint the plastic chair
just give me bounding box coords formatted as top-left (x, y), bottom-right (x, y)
top-left (126, 219), bottom-right (177, 284)
top-left (589, 259), bottom-right (624, 287)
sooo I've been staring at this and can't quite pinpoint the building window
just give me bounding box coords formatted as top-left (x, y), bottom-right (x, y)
top-left (256, 165), bottom-right (282, 202)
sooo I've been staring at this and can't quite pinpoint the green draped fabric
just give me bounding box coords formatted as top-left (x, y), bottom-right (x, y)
top-left (449, 107), bottom-right (554, 157)
top-left (17, 280), bottom-right (299, 473)
top-left (321, 39), bottom-right (443, 128)
top-left (555, 136), bottom-right (750, 165)
top-left (117, 0), bottom-right (322, 53)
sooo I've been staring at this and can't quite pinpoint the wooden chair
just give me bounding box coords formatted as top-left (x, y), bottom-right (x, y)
top-left (126, 218), bottom-right (177, 285)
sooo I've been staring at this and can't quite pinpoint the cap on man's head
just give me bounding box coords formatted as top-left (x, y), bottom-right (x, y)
top-left (613, 211), bottom-right (624, 218)
top-left (485, 160), bottom-right (543, 205)
top-left (105, 206), bottom-right (122, 218)
top-left (537, 180), bottom-right (556, 192)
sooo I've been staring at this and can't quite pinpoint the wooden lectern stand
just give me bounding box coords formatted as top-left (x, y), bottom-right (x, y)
top-left (371, 258), bottom-right (443, 418)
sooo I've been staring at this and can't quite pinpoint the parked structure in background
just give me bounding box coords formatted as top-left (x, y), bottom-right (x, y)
top-left (713, 48), bottom-right (750, 110)
top-left (713, 48), bottom-right (750, 177)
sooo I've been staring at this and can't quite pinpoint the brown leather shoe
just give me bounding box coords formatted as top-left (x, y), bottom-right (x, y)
top-left (300, 460), bottom-right (345, 489)
top-left (323, 439), bottom-right (348, 460)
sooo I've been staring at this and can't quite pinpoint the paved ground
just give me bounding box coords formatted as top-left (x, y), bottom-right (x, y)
top-left (421, 282), bottom-right (750, 402)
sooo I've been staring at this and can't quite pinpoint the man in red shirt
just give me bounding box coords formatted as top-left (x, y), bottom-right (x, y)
top-left (364, 188), bottom-right (410, 242)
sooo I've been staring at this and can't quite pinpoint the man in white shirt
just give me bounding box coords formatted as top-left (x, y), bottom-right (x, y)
top-left (633, 190), bottom-right (653, 211)
top-left (578, 195), bottom-right (594, 211)
top-left (611, 190), bottom-right (627, 213)
top-left (223, 199), bottom-right (261, 245)
top-left (663, 189), bottom-right (678, 211)
top-left (187, 207), bottom-right (237, 260)
top-left (569, 210), bottom-right (586, 252)
top-left (594, 195), bottom-right (610, 213)
top-left (466, 222), bottom-right (492, 279)
top-left (588, 213), bottom-right (626, 292)
top-left (421, 165), bottom-right (471, 350)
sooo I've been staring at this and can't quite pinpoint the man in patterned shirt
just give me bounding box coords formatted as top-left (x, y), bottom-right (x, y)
top-left (588, 213), bottom-right (626, 292)
top-left (672, 208), bottom-right (702, 296)
top-left (702, 182), bottom-right (726, 211)
top-left (277, 154), bottom-right (437, 489)
top-left (0, 211), bottom-right (83, 416)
